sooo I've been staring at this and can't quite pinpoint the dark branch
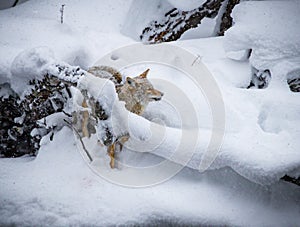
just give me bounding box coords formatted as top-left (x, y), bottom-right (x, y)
top-left (281, 175), bottom-right (300, 187)
top-left (12, 0), bottom-right (19, 7)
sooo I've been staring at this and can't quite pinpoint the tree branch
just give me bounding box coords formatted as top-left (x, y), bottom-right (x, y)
top-left (140, 0), bottom-right (225, 43)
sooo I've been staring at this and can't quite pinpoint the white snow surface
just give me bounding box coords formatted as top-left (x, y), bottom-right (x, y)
top-left (10, 47), bottom-right (56, 95)
top-left (224, 0), bottom-right (300, 85)
top-left (122, 0), bottom-right (216, 41)
top-left (167, 0), bottom-right (206, 10)
top-left (0, 0), bottom-right (134, 82)
top-left (179, 17), bottom-right (216, 40)
top-left (2, 127), bottom-right (300, 226)
top-left (177, 37), bottom-right (300, 184)
top-left (121, 0), bottom-right (173, 40)
top-left (1, 0), bottom-right (300, 226)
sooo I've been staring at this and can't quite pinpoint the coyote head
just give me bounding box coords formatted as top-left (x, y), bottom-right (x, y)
top-left (117, 69), bottom-right (163, 115)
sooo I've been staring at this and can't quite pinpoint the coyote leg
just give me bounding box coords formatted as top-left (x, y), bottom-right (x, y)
top-left (117, 135), bottom-right (130, 151)
top-left (108, 143), bottom-right (115, 168)
top-left (106, 135), bottom-right (129, 168)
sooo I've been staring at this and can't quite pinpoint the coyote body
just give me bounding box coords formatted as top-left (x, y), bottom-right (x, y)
top-left (88, 66), bottom-right (123, 86)
top-left (86, 66), bottom-right (163, 168)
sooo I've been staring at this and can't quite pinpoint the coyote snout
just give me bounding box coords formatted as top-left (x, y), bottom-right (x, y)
top-left (148, 88), bottom-right (163, 101)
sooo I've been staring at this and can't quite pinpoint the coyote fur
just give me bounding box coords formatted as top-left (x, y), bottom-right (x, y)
top-left (84, 66), bottom-right (164, 168)
top-left (88, 66), bottom-right (163, 114)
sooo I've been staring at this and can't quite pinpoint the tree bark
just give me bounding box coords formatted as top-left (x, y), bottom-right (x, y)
top-left (215, 0), bottom-right (240, 36)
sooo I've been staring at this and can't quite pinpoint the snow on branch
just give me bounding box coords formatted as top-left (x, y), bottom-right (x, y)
top-left (140, 0), bottom-right (240, 43)
top-left (141, 0), bottom-right (224, 43)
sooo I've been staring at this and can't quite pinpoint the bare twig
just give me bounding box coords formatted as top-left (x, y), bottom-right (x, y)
top-left (63, 119), bottom-right (93, 162)
top-left (60, 4), bottom-right (65, 24)
top-left (191, 55), bottom-right (202, 66)
top-left (62, 110), bottom-right (72, 117)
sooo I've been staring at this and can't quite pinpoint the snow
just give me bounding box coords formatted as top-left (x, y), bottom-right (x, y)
top-left (10, 47), bottom-right (55, 95)
top-left (179, 17), bottom-right (216, 40)
top-left (0, 83), bottom-right (15, 98)
top-left (224, 1), bottom-right (300, 84)
top-left (1, 127), bottom-right (300, 226)
top-left (0, 0), bottom-right (134, 74)
top-left (178, 37), bottom-right (300, 184)
top-left (1, 0), bottom-right (300, 226)
top-left (167, 0), bottom-right (206, 10)
top-left (121, 0), bottom-right (173, 41)
top-left (123, 0), bottom-right (217, 41)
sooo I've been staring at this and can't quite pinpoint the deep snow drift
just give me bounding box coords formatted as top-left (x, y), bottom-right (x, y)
top-left (0, 0), bottom-right (300, 226)
top-left (224, 0), bottom-right (300, 84)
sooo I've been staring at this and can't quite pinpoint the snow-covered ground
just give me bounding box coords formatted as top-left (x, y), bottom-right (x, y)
top-left (1, 0), bottom-right (300, 226)
top-left (2, 127), bottom-right (300, 226)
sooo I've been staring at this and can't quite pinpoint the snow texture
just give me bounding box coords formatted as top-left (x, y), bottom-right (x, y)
top-left (177, 36), bottom-right (300, 184)
top-left (121, 0), bottom-right (174, 40)
top-left (10, 47), bottom-right (55, 95)
top-left (1, 127), bottom-right (300, 226)
top-left (0, 0), bottom-right (300, 226)
top-left (10, 47), bottom-right (88, 98)
top-left (167, 0), bottom-right (206, 10)
top-left (123, 0), bottom-right (216, 41)
top-left (224, 1), bottom-right (300, 86)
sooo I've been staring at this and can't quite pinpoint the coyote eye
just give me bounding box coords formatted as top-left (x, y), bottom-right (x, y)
top-left (126, 77), bottom-right (135, 86)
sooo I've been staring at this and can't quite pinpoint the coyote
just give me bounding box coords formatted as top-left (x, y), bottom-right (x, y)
top-left (88, 66), bottom-right (163, 114)
top-left (85, 66), bottom-right (164, 168)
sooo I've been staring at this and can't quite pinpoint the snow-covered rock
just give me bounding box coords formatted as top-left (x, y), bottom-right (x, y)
top-left (224, 0), bottom-right (300, 85)
top-left (178, 36), bottom-right (300, 185)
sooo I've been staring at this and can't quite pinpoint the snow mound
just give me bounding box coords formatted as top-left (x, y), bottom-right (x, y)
top-left (10, 47), bottom-right (55, 95)
top-left (9, 47), bottom-right (87, 97)
top-left (7, 42), bottom-right (300, 187)
top-left (177, 36), bottom-right (300, 185)
top-left (0, 0), bottom-right (134, 72)
top-left (224, 1), bottom-right (300, 84)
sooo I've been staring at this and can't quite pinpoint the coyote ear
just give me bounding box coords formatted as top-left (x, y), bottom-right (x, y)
top-left (126, 77), bottom-right (135, 86)
top-left (138, 69), bottom-right (150, 78)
